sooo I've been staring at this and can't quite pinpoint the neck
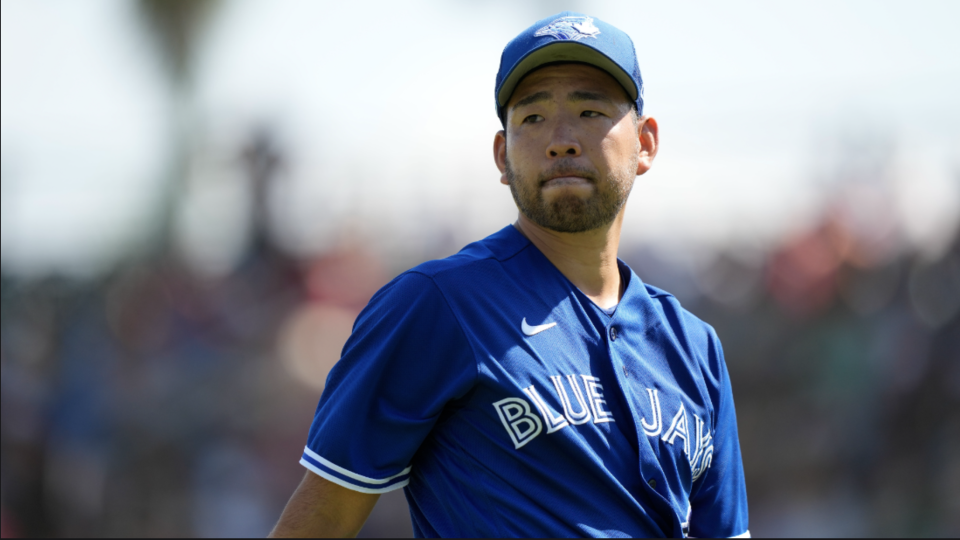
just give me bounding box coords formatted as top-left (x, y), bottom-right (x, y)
top-left (514, 212), bottom-right (625, 310)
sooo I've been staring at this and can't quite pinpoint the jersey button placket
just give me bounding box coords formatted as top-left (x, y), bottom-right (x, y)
top-left (610, 326), bottom-right (626, 376)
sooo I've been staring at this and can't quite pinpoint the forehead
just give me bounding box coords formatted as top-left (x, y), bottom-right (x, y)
top-left (508, 63), bottom-right (631, 108)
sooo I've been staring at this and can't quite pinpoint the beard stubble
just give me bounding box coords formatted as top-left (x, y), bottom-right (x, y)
top-left (505, 157), bottom-right (636, 233)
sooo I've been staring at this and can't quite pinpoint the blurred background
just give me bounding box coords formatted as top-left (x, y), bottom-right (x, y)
top-left (1, 0), bottom-right (958, 537)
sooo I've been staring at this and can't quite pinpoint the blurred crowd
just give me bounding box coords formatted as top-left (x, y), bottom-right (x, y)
top-left (2, 124), bottom-right (958, 538)
top-left (3, 2), bottom-right (958, 538)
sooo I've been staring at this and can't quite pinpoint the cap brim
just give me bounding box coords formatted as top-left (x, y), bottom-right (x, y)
top-left (497, 41), bottom-right (638, 111)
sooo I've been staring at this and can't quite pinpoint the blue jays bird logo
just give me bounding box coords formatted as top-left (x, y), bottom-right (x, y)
top-left (534, 16), bottom-right (601, 41)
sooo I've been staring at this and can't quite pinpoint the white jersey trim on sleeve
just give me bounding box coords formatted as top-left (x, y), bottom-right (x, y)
top-left (300, 457), bottom-right (410, 495)
top-left (300, 459), bottom-right (410, 495)
top-left (302, 447), bottom-right (412, 485)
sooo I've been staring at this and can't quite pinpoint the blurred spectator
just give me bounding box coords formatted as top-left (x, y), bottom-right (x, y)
top-left (765, 217), bottom-right (844, 318)
top-left (1, 503), bottom-right (18, 538)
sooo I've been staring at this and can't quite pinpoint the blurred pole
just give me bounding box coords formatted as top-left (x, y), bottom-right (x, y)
top-left (241, 128), bottom-right (284, 259)
top-left (0, 160), bottom-right (16, 268)
top-left (136, 0), bottom-right (219, 257)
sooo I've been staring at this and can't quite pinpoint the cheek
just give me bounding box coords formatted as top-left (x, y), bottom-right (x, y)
top-left (600, 123), bottom-right (639, 161)
top-left (506, 133), bottom-right (543, 167)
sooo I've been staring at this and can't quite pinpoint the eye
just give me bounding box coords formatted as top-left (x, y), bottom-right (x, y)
top-left (581, 110), bottom-right (602, 118)
top-left (523, 114), bottom-right (544, 124)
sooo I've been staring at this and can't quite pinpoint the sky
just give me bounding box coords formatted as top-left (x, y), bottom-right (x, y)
top-left (2, 0), bottom-right (959, 276)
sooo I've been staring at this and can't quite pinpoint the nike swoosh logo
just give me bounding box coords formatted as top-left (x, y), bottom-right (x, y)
top-left (521, 318), bottom-right (557, 337)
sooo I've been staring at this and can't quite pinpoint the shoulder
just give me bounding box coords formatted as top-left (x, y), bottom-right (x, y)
top-left (403, 224), bottom-right (532, 283)
top-left (644, 283), bottom-right (725, 378)
top-left (365, 225), bottom-right (532, 313)
top-left (644, 283), bottom-right (718, 338)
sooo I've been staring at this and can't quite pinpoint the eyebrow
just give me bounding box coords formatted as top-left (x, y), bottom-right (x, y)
top-left (511, 90), bottom-right (616, 112)
top-left (568, 90), bottom-right (615, 105)
top-left (511, 91), bottom-right (552, 111)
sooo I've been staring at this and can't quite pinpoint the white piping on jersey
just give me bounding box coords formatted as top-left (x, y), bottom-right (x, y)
top-left (300, 457), bottom-right (409, 495)
top-left (302, 447), bottom-right (412, 484)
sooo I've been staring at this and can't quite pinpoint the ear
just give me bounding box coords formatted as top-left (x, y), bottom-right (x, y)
top-left (493, 130), bottom-right (509, 185)
top-left (635, 116), bottom-right (659, 176)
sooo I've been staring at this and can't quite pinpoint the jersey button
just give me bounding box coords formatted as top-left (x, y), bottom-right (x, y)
top-left (609, 326), bottom-right (618, 341)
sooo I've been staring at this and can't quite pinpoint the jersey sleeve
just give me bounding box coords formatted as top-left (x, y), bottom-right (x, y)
top-left (300, 272), bottom-right (477, 494)
top-left (689, 329), bottom-right (750, 538)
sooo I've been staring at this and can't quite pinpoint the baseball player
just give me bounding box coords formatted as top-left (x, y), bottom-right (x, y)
top-left (270, 12), bottom-right (749, 538)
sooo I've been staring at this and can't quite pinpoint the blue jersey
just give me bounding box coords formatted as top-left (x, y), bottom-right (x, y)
top-left (301, 225), bottom-right (749, 538)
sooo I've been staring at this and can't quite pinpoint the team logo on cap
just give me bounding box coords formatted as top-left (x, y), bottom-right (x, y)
top-left (534, 16), bottom-right (600, 41)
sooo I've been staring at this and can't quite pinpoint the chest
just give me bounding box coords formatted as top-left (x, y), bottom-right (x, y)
top-left (467, 300), bottom-right (715, 486)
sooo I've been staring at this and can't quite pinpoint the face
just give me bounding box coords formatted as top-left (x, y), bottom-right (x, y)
top-left (494, 63), bottom-right (657, 233)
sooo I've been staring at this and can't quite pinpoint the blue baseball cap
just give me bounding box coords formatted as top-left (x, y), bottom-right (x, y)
top-left (495, 12), bottom-right (644, 125)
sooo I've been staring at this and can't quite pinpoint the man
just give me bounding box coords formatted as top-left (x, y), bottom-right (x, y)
top-left (270, 12), bottom-right (749, 538)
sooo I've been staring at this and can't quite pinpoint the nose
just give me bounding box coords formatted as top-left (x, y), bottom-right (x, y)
top-left (546, 125), bottom-right (581, 158)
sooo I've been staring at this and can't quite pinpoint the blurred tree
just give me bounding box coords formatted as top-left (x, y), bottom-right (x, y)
top-left (135, 0), bottom-right (220, 257)
top-left (137, 0), bottom-right (218, 83)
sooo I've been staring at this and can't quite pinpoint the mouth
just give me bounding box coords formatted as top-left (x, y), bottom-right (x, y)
top-left (541, 175), bottom-right (594, 189)
top-left (541, 167), bottom-right (596, 184)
